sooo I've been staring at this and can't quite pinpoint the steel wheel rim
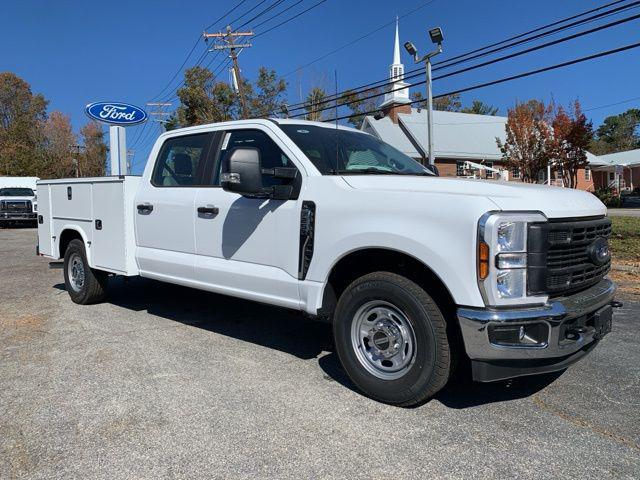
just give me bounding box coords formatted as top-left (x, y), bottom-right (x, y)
top-left (68, 253), bottom-right (85, 292)
top-left (350, 300), bottom-right (417, 380)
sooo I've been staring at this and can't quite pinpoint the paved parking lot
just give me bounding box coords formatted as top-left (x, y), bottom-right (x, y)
top-left (1, 228), bottom-right (639, 479)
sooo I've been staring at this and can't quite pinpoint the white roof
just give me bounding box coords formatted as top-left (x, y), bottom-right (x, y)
top-left (590, 148), bottom-right (640, 167)
top-left (362, 116), bottom-right (420, 157)
top-left (364, 109), bottom-right (507, 161)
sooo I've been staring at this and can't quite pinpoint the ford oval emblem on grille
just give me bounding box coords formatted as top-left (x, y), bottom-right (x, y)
top-left (588, 237), bottom-right (610, 266)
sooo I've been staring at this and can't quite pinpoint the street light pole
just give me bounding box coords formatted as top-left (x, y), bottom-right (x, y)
top-left (405, 28), bottom-right (444, 167)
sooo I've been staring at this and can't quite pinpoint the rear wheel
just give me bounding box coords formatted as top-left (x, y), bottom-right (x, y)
top-left (333, 272), bottom-right (451, 407)
top-left (63, 239), bottom-right (108, 304)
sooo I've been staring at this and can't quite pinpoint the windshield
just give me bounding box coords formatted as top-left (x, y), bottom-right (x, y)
top-left (0, 188), bottom-right (34, 197)
top-left (279, 124), bottom-right (435, 176)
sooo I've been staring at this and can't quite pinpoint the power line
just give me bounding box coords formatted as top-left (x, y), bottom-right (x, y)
top-left (252, 0), bottom-right (304, 29)
top-left (438, 0), bottom-right (631, 66)
top-left (283, 0), bottom-right (640, 111)
top-left (238, 0), bottom-right (287, 28)
top-left (252, 0), bottom-right (329, 39)
top-left (320, 41), bottom-right (640, 123)
top-left (284, 12), bottom-right (640, 117)
top-left (584, 96), bottom-right (640, 112)
top-left (147, 0), bottom-right (251, 102)
top-left (281, 0), bottom-right (438, 77)
top-left (162, 0), bottom-right (329, 106)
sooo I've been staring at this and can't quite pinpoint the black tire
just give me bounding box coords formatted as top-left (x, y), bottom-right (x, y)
top-left (63, 239), bottom-right (108, 304)
top-left (333, 272), bottom-right (451, 407)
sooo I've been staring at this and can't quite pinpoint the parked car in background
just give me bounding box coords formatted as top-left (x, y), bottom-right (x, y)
top-left (0, 176), bottom-right (39, 227)
top-left (35, 119), bottom-right (619, 406)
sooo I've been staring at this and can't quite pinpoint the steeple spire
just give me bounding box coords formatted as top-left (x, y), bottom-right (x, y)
top-left (379, 15), bottom-right (411, 111)
top-left (393, 15), bottom-right (401, 65)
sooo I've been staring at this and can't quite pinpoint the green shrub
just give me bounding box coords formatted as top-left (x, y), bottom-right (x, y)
top-left (593, 187), bottom-right (621, 208)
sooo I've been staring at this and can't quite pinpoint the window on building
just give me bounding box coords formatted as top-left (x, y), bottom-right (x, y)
top-left (538, 169), bottom-right (547, 183)
top-left (512, 166), bottom-right (520, 180)
top-left (609, 171), bottom-right (615, 182)
top-left (456, 161), bottom-right (465, 176)
top-left (485, 161), bottom-right (494, 179)
top-left (584, 166), bottom-right (591, 181)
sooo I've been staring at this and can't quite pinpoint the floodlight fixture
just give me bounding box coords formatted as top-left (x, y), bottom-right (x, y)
top-left (429, 27), bottom-right (444, 44)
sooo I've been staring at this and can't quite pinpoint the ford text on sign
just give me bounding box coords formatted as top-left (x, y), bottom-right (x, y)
top-left (85, 102), bottom-right (148, 126)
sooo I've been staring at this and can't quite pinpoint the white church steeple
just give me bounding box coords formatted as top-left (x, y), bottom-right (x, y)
top-left (380, 16), bottom-right (411, 109)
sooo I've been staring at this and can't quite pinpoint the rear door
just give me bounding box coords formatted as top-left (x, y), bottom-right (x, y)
top-left (134, 132), bottom-right (215, 282)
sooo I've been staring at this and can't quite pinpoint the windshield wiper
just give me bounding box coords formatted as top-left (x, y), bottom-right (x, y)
top-left (331, 168), bottom-right (399, 175)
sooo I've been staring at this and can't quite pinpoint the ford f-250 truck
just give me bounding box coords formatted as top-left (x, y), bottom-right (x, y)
top-left (0, 176), bottom-right (39, 226)
top-left (36, 119), bottom-right (618, 406)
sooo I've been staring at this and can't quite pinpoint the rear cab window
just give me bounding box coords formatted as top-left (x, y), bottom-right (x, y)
top-left (151, 133), bottom-right (214, 187)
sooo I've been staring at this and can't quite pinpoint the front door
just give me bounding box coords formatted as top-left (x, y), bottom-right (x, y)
top-left (135, 132), bottom-right (215, 282)
top-left (193, 127), bottom-right (302, 309)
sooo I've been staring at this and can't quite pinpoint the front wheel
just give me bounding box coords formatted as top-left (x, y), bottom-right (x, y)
top-left (333, 272), bottom-right (451, 407)
top-left (63, 239), bottom-right (108, 304)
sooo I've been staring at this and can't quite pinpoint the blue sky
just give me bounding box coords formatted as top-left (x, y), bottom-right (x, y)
top-left (1, 0), bottom-right (638, 173)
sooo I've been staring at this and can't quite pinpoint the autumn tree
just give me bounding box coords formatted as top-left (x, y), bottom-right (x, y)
top-left (552, 100), bottom-right (593, 188)
top-left (304, 87), bottom-right (327, 121)
top-left (496, 100), bottom-right (555, 183)
top-left (461, 100), bottom-right (499, 116)
top-left (41, 111), bottom-right (76, 178)
top-left (80, 121), bottom-right (107, 177)
top-left (0, 72), bottom-right (48, 176)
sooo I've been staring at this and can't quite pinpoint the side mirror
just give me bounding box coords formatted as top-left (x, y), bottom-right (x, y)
top-left (221, 147), bottom-right (264, 195)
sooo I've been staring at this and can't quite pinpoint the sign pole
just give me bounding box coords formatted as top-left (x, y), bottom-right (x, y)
top-left (109, 125), bottom-right (127, 176)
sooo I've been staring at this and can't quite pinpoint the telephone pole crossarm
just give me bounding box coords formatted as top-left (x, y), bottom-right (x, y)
top-left (203, 26), bottom-right (254, 119)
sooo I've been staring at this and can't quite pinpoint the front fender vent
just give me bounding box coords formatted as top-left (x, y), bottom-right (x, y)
top-left (298, 201), bottom-right (316, 280)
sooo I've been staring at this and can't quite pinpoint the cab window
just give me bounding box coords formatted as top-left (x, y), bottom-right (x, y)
top-left (152, 133), bottom-right (212, 187)
top-left (214, 129), bottom-right (296, 187)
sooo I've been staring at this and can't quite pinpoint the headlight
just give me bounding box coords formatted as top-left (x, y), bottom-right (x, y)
top-left (477, 212), bottom-right (548, 307)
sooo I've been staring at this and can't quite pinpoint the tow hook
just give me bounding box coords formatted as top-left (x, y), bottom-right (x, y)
top-left (611, 300), bottom-right (623, 308)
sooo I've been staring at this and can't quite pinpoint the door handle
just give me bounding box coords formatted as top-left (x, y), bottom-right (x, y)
top-left (197, 206), bottom-right (219, 216)
top-left (137, 203), bottom-right (153, 213)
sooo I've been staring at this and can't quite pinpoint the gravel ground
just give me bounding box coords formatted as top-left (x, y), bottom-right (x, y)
top-left (1, 227), bottom-right (639, 479)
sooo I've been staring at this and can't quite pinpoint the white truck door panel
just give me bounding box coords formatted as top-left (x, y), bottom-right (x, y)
top-left (91, 182), bottom-right (128, 272)
top-left (134, 132), bottom-right (215, 281)
top-left (135, 187), bottom-right (196, 280)
top-left (194, 190), bottom-right (301, 309)
top-left (36, 184), bottom-right (53, 256)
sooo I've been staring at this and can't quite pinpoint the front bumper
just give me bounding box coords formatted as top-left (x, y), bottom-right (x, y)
top-left (457, 278), bottom-right (616, 382)
top-left (0, 212), bottom-right (37, 221)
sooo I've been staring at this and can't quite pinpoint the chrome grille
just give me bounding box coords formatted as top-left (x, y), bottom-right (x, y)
top-left (0, 200), bottom-right (32, 213)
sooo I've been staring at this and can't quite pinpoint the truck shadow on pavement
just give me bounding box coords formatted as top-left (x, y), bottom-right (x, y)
top-left (54, 276), bottom-right (563, 409)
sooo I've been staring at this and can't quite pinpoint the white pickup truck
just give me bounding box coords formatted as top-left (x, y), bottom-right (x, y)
top-left (0, 176), bottom-right (39, 226)
top-left (36, 119), bottom-right (618, 406)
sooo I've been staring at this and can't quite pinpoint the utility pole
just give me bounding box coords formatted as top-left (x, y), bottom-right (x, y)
top-left (70, 144), bottom-right (83, 178)
top-left (126, 150), bottom-right (134, 175)
top-left (404, 27), bottom-right (444, 167)
top-left (204, 26), bottom-right (253, 119)
top-left (146, 102), bottom-right (172, 131)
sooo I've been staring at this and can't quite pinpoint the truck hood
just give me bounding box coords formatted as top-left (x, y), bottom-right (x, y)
top-left (341, 176), bottom-right (606, 219)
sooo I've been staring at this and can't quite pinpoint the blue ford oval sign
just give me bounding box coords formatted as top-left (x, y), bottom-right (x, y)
top-left (85, 101), bottom-right (148, 126)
